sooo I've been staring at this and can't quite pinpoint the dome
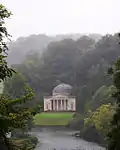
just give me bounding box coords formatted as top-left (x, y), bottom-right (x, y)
top-left (53, 83), bottom-right (73, 96)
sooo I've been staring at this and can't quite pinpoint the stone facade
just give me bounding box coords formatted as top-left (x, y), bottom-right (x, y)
top-left (44, 95), bottom-right (76, 111)
top-left (44, 83), bottom-right (76, 112)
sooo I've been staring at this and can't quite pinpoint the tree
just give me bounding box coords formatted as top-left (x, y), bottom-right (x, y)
top-left (0, 4), bottom-right (14, 149)
top-left (107, 53), bottom-right (120, 149)
top-left (84, 103), bottom-right (114, 134)
top-left (0, 4), bottom-right (15, 81)
top-left (86, 85), bottom-right (116, 111)
top-left (4, 73), bottom-right (28, 98)
top-left (0, 4), bottom-right (40, 150)
top-left (10, 32), bottom-right (120, 114)
top-left (3, 72), bottom-right (43, 109)
top-left (0, 88), bottom-right (34, 148)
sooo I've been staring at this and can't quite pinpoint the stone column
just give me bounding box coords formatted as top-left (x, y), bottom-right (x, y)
top-left (67, 100), bottom-right (70, 111)
top-left (55, 100), bottom-right (57, 111)
top-left (52, 100), bottom-right (53, 111)
top-left (48, 101), bottom-right (50, 111)
top-left (55, 100), bottom-right (56, 111)
top-left (61, 99), bottom-right (64, 110)
top-left (64, 99), bottom-right (66, 111)
top-left (66, 100), bottom-right (68, 110)
top-left (63, 100), bottom-right (65, 111)
top-left (71, 102), bottom-right (73, 111)
top-left (53, 100), bottom-right (55, 111)
top-left (62, 100), bottom-right (64, 111)
top-left (74, 100), bottom-right (76, 111)
top-left (50, 100), bottom-right (52, 111)
top-left (58, 100), bottom-right (59, 111)
top-left (57, 100), bottom-right (58, 111)
top-left (60, 100), bottom-right (62, 111)
top-left (64, 99), bottom-right (66, 110)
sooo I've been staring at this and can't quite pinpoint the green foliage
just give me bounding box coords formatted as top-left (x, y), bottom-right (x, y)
top-left (10, 33), bottom-right (120, 113)
top-left (80, 125), bottom-right (105, 146)
top-left (0, 4), bottom-right (39, 150)
top-left (7, 33), bottom-right (99, 64)
top-left (4, 73), bottom-right (30, 98)
top-left (86, 85), bottom-right (116, 111)
top-left (107, 56), bottom-right (120, 150)
top-left (0, 4), bottom-right (16, 149)
top-left (0, 85), bottom-right (35, 150)
top-left (11, 135), bottom-right (38, 150)
top-left (3, 71), bottom-right (41, 131)
top-left (3, 72), bottom-right (42, 110)
top-left (0, 4), bottom-right (15, 81)
top-left (84, 103), bottom-right (114, 134)
top-left (0, 87), bottom-right (34, 130)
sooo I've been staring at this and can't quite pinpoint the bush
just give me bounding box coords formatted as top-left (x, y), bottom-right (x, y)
top-left (80, 126), bottom-right (105, 146)
top-left (28, 135), bottom-right (38, 145)
top-left (11, 135), bottom-right (38, 150)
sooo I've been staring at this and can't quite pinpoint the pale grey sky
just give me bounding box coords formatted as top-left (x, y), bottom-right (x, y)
top-left (1, 0), bottom-right (120, 40)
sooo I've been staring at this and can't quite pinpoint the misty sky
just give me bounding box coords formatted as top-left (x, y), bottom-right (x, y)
top-left (1, 0), bottom-right (120, 40)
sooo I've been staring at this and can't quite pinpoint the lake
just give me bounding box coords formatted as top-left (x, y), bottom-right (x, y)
top-left (31, 127), bottom-right (105, 150)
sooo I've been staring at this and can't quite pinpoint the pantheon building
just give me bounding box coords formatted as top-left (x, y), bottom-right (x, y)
top-left (44, 83), bottom-right (76, 112)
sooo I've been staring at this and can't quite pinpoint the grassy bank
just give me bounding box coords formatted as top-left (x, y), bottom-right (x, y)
top-left (34, 112), bottom-right (74, 126)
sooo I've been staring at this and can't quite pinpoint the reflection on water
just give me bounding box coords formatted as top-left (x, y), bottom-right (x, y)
top-left (31, 128), bottom-right (105, 150)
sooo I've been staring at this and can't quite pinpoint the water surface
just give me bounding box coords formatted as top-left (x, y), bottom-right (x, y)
top-left (31, 128), bottom-right (105, 150)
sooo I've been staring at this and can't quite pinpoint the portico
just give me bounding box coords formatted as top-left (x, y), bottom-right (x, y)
top-left (44, 96), bottom-right (75, 111)
top-left (45, 99), bottom-right (67, 111)
top-left (51, 99), bottom-right (68, 111)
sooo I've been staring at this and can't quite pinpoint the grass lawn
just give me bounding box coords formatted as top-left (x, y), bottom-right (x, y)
top-left (34, 112), bottom-right (74, 126)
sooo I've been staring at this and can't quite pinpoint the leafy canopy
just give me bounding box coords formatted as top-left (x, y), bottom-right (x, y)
top-left (0, 4), bottom-right (40, 150)
top-left (107, 55), bottom-right (120, 150)
top-left (84, 103), bottom-right (114, 134)
top-left (0, 4), bottom-right (15, 81)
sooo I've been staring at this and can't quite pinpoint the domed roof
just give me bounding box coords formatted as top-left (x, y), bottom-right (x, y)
top-left (53, 83), bottom-right (73, 96)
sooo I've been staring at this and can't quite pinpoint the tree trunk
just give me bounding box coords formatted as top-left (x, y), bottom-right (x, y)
top-left (0, 132), bottom-right (12, 150)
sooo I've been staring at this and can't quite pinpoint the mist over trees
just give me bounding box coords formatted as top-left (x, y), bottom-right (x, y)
top-left (5, 33), bottom-right (120, 114)
top-left (3, 26), bottom-right (120, 147)
top-left (2, 1), bottom-right (120, 149)
top-left (7, 33), bottom-right (101, 64)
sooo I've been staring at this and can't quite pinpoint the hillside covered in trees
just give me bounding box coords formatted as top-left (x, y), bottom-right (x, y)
top-left (3, 30), bottom-right (120, 147)
top-left (1, 1), bottom-right (120, 149)
top-left (4, 33), bottom-right (119, 114)
top-left (7, 33), bottom-right (101, 64)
